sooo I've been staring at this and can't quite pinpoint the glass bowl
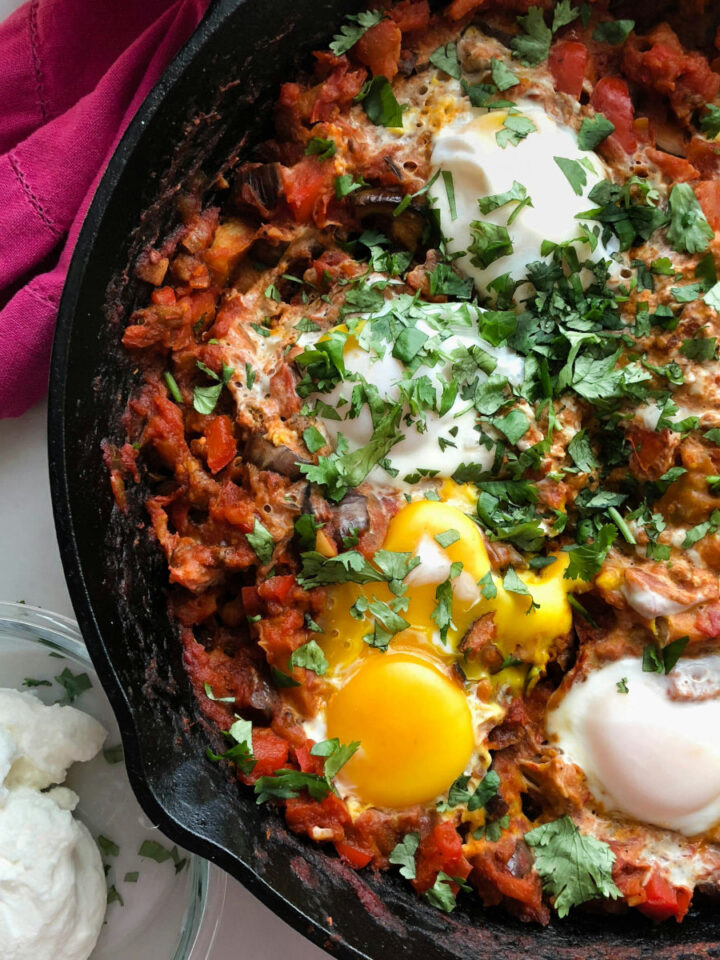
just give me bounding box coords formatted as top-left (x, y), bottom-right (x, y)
top-left (0, 601), bottom-right (227, 960)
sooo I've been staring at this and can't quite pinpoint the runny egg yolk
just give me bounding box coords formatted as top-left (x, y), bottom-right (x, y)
top-left (318, 499), bottom-right (576, 677)
top-left (325, 653), bottom-right (474, 808)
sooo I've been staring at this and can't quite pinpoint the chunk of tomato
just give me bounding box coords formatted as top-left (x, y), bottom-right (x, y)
top-left (354, 19), bottom-right (402, 79)
top-left (695, 180), bottom-right (720, 231)
top-left (549, 41), bottom-right (587, 99)
top-left (590, 76), bottom-right (637, 154)
top-left (637, 871), bottom-right (692, 923)
top-left (205, 415), bottom-right (236, 474)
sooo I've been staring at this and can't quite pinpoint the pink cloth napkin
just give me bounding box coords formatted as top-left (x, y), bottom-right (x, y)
top-left (0, 0), bottom-right (211, 418)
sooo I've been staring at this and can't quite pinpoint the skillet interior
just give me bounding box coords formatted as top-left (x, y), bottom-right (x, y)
top-left (48, 0), bottom-right (720, 955)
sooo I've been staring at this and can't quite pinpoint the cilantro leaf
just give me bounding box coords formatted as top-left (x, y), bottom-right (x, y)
top-left (468, 221), bottom-right (513, 268)
top-left (510, 6), bottom-right (552, 66)
top-left (294, 513), bottom-right (323, 551)
top-left (388, 832), bottom-right (419, 879)
top-left (335, 173), bottom-right (367, 198)
top-left (643, 638), bottom-right (689, 675)
top-left (494, 408), bottom-right (529, 445)
top-left (666, 182), bottom-right (714, 254)
top-left (552, 0), bottom-right (579, 32)
top-left (357, 76), bottom-right (404, 127)
top-left (682, 508), bottom-right (720, 548)
top-left (298, 548), bottom-right (418, 589)
top-left (592, 19), bottom-right (634, 45)
top-left (300, 406), bottom-right (402, 501)
top-left (477, 181), bottom-right (531, 221)
top-left (467, 769), bottom-right (500, 811)
top-left (568, 430), bottom-right (599, 473)
top-left (432, 575), bottom-right (456, 644)
top-left (704, 282), bottom-right (720, 312)
top-left (329, 8), bottom-right (383, 56)
top-left (254, 769), bottom-right (330, 804)
top-left (525, 816), bottom-right (621, 917)
top-left (700, 104), bottom-right (720, 139)
top-left (305, 137), bottom-right (337, 160)
top-left (563, 524), bottom-right (617, 581)
top-left (578, 115), bottom-right (615, 150)
top-left (303, 426), bottom-right (327, 454)
top-left (193, 362), bottom-right (234, 414)
top-left (429, 42), bottom-right (461, 80)
top-left (290, 640), bottom-right (328, 676)
top-left (311, 737), bottom-right (360, 780)
top-left (247, 518), bottom-right (274, 565)
top-left (490, 57), bottom-right (519, 91)
top-left (424, 871), bottom-right (471, 913)
top-left (435, 529), bottom-right (460, 548)
top-left (554, 156), bottom-right (591, 196)
top-left (206, 717), bottom-right (255, 774)
top-left (496, 111), bottom-right (537, 148)
top-left (54, 668), bottom-right (92, 706)
top-left (680, 337), bottom-right (716, 361)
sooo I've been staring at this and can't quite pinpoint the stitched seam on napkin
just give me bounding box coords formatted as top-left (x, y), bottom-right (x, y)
top-left (28, 0), bottom-right (49, 124)
top-left (8, 152), bottom-right (62, 238)
top-left (25, 283), bottom-right (59, 309)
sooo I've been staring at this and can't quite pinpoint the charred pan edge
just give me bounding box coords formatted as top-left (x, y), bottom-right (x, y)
top-left (49, 0), bottom-right (720, 956)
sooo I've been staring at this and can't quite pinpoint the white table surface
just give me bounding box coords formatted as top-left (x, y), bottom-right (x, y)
top-left (0, 401), bottom-right (328, 960)
top-left (0, 0), bottom-right (327, 952)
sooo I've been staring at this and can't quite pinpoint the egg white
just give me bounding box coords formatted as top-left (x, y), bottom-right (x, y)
top-left (547, 657), bottom-right (720, 836)
top-left (429, 101), bottom-right (616, 297)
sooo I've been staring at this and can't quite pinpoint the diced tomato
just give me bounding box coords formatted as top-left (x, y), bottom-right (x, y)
top-left (334, 840), bottom-right (373, 869)
top-left (390, 0), bottom-right (430, 33)
top-left (695, 601), bottom-right (720, 638)
top-left (354, 19), bottom-right (402, 79)
top-left (548, 41), bottom-right (587, 99)
top-left (258, 574), bottom-right (296, 605)
top-left (687, 136), bottom-right (720, 179)
top-left (151, 286), bottom-right (177, 306)
top-left (590, 76), bottom-right (637, 154)
top-left (412, 822), bottom-right (472, 894)
top-left (280, 157), bottom-right (334, 225)
top-left (205, 415), bottom-right (236, 474)
top-left (447, 0), bottom-right (483, 19)
top-left (295, 739), bottom-right (325, 775)
top-left (695, 180), bottom-right (720, 231)
top-left (637, 870), bottom-right (692, 923)
top-left (242, 728), bottom-right (290, 784)
top-left (285, 793), bottom-right (351, 842)
top-left (268, 364), bottom-right (301, 418)
top-left (241, 585), bottom-right (262, 617)
top-left (645, 147), bottom-right (699, 182)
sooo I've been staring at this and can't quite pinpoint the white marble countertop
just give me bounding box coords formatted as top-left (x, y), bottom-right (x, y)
top-left (0, 400), bottom-right (328, 959)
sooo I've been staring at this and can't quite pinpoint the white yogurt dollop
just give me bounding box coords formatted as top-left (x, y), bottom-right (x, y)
top-left (0, 689), bottom-right (107, 960)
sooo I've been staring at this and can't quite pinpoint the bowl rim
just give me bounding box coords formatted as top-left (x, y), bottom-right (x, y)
top-left (0, 600), bottom-right (220, 960)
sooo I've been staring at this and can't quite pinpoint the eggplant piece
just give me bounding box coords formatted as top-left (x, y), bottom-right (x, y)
top-left (244, 434), bottom-right (308, 479)
top-left (331, 490), bottom-right (369, 540)
top-left (230, 162), bottom-right (283, 218)
top-left (350, 187), bottom-right (428, 251)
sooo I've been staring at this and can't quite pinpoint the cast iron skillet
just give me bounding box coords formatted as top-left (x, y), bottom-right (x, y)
top-left (49, 1), bottom-right (720, 956)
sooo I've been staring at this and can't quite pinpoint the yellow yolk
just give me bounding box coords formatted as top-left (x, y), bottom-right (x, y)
top-left (325, 653), bottom-right (474, 808)
top-left (318, 499), bottom-right (576, 679)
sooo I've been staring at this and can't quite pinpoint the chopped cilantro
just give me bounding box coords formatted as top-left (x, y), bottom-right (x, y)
top-left (435, 529), bottom-right (460, 548)
top-left (496, 111), bottom-right (537, 148)
top-left (478, 570), bottom-right (498, 599)
top-left (510, 6), bottom-right (551, 66)
top-left (477, 181), bottom-right (532, 223)
top-left (98, 835), bottom-right (119, 858)
top-left (290, 640), bottom-right (328, 676)
top-left (203, 682), bottom-right (235, 703)
top-left (246, 518), bottom-right (274, 565)
top-left (642, 637), bottom-right (689, 675)
top-left (163, 371), bottom-right (183, 404)
top-left (425, 871), bottom-right (471, 913)
top-left (54, 668), bottom-right (92, 706)
top-left (490, 57), bottom-right (519, 91)
top-left (568, 430), bottom-right (599, 473)
top-left (680, 337), bottom-right (716, 361)
top-left (22, 677), bottom-right (51, 688)
top-left (206, 717), bottom-right (255, 773)
top-left (329, 8), bottom-right (383, 56)
top-left (616, 677), bottom-right (629, 693)
top-left (356, 76), bottom-right (404, 127)
top-left (494, 408), bottom-right (529, 445)
top-left (554, 156), bottom-right (592, 196)
top-left (298, 548), bottom-right (419, 589)
top-left (563, 524), bottom-right (616, 581)
top-left (467, 769), bottom-right (500, 811)
top-left (441, 170), bottom-right (457, 221)
top-left (525, 816), bottom-right (621, 917)
top-left (592, 19), bottom-right (634, 44)
top-left (552, 0), bottom-right (579, 32)
top-left (429, 42), bottom-right (461, 80)
top-left (334, 173), bottom-right (367, 198)
top-left (468, 220), bottom-right (513, 268)
top-left (303, 426), bottom-right (327, 454)
top-left (666, 182), bottom-right (713, 254)
top-left (388, 832), bottom-right (419, 879)
top-left (700, 103), bottom-right (720, 139)
top-left (193, 361), bottom-right (234, 415)
top-left (682, 508), bottom-right (720, 548)
top-left (305, 137), bottom-right (337, 160)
